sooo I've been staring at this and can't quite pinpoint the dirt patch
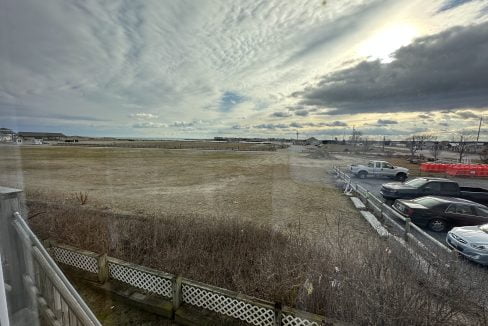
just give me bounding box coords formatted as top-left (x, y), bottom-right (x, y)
top-left (305, 147), bottom-right (337, 160)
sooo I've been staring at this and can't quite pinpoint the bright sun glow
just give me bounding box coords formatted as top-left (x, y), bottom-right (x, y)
top-left (358, 23), bottom-right (419, 63)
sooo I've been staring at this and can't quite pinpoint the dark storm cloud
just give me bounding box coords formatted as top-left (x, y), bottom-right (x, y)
top-left (294, 22), bottom-right (488, 115)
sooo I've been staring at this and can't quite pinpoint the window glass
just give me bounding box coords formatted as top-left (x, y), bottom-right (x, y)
top-left (2, 2), bottom-right (488, 325)
top-left (425, 182), bottom-right (441, 192)
top-left (405, 178), bottom-right (428, 187)
top-left (441, 183), bottom-right (458, 192)
top-left (413, 197), bottom-right (441, 208)
top-left (475, 207), bottom-right (488, 217)
top-left (447, 204), bottom-right (474, 215)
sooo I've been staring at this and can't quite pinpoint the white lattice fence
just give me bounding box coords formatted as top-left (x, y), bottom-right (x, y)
top-left (108, 260), bottom-right (173, 298)
top-left (182, 283), bottom-right (275, 326)
top-left (48, 244), bottom-right (329, 326)
top-left (51, 246), bottom-right (98, 274)
top-left (282, 314), bottom-right (320, 326)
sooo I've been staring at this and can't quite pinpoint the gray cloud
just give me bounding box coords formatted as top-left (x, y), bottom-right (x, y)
top-left (294, 110), bottom-right (309, 117)
top-left (133, 122), bottom-right (168, 128)
top-left (287, 120), bottom-right (348, 129)
top-left (377, 119), bottom-right (398, 125)
top-left (294, 22), bottom-right (488, 115)
top-left (289, 122), bottom-right (303, 128)
top-left (418, 114), bottom-right (431, 119)
top-left (271, 111), bottom-right (292, 118)
top-left (453, 110), bottom-right (480, 119)
top-left (325, 120), bottom-right (348, 127)
top-left (254, 123), bottom-right (289, 130)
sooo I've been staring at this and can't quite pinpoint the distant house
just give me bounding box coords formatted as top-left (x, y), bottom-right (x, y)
top-left (305, 137), bottom-right (320, 145)
top-left (0, 128), bottom-right (16, 142)
top-left (18, 132), bottom-right (66, 142)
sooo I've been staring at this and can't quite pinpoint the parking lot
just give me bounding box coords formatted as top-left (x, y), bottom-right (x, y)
top-left (341, 168), bottom-right (488, 243)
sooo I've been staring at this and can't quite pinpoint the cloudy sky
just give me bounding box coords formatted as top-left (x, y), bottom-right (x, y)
top-left (1, 0), bottom-right (488, 139)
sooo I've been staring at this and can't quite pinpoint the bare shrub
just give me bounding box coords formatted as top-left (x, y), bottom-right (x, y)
top-left (75, 192), bottom-right (88, 205)
top-left (28, 200), bottom-right (488, 325)
top-left (480, 147), bottom-right (488, 164)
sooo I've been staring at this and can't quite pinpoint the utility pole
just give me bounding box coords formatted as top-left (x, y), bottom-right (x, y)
top-left (352, 125), bottom-right (356, 147)
top-left (475, 116), bottom-right (483, 154)
top-left (382, 135), bottom-right (385, 152)
top-left (296, 130), bottom-right (299, 141)
top-left (477, 116), bottom-right (483, 143)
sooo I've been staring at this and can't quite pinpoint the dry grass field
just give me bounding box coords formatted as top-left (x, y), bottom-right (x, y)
top-left (0, 144), bottom-right (362, 239)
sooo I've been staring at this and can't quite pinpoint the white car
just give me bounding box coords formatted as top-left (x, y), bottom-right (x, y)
top-left (349, 160), bottom-right (409, 181)
top-left (447, 224), bottom-right (488, 266)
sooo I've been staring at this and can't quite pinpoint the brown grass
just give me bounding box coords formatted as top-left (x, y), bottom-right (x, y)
top-left (54, 140), bottom-right (284, 152)
top-left (29, 200), bottom-right (488, 325)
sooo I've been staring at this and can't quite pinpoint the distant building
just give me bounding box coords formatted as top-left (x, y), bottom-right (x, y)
top-left (305, 137), bottom-right (320, 145)
top-left (18, 132), bottom-right (66, 142)
top-left (0, 128), bottom-right (16, 142)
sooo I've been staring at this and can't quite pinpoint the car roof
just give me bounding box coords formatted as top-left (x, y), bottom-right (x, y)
top-left (413, 177), bottom-right (454, 182)
top-left (420, 196), bottom-right (484, 206)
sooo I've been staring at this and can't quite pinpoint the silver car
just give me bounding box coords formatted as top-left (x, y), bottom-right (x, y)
top-left (447, 224), bottom-right (488, 265)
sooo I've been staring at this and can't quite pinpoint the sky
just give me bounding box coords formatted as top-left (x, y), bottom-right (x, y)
top-left (1, 0), bottom-right (488, 140)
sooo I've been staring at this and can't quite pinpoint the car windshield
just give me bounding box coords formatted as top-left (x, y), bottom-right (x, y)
top-left (412, 197), bottom-right (440, 208)
top-left (405, 178), bottom-right (428, 187)
top-left (480, 224), bottom-right (488, 234)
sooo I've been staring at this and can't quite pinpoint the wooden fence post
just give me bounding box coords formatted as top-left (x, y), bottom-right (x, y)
top-left (404, 217), bottom-right (411, 241)
top-left (172, 275), bottom-right (183, 312)
top-left (274, 302), bottom-right (282, 326)
top-left (97, 254), bottom-right (109, 284)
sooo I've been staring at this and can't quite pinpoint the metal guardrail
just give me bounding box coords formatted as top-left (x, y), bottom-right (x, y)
top-left (333, 166), bottom-right (451, 256)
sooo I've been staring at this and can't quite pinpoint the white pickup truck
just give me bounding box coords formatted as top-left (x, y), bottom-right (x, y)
top-left (349, 160), bottom-right (409, 181)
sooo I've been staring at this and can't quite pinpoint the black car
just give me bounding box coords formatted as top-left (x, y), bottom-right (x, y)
top-left (393, 196), bottom-right (488, 232)
top-left (381, 177), bottom-right (488, 206)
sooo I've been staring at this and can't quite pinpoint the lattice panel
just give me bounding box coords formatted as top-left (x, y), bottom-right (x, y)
top-left (51, 247), bottom-right (98, 273)
top-left (182, 284), bottom-right (274, 326)
top-left (108, 262), bottom-right (173, 298)
top-left (282, 314), bottom-right (319, 326)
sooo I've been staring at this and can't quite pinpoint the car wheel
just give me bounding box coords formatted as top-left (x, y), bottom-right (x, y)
top-left (427, 218), bottom-right (447, 232)
top-left (358, 171), bottom-right (367, 179)
top-left (396, 173), bottom-right (407, 182)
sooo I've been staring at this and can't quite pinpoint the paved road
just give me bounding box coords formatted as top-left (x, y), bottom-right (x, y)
top-left (341, 170), bottom-right (488, 243)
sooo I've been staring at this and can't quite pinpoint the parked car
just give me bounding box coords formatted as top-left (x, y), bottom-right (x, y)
top-left (381, 177), bottom-right (488, 206)
top-left (393, 196), bottom-right (488, 232)
top-left (447, 224), bottom-right (488, 266)
top-left (349, 160), bottom-right (409, 181)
